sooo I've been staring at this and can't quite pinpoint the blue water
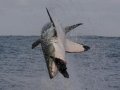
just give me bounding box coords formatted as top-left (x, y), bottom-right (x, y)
top-left (0, 36), bottom-right (120, 90)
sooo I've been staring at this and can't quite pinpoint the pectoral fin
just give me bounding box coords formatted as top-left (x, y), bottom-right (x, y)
top-left (32, 39), bottom-right (41, 49)
top-left (65, 39), bottom-right (90, 53)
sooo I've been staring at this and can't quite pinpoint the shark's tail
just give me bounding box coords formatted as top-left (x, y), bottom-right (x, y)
top-left (50, 56), bottom-right (69, 78)
top-left (54, 58), bottom-right (69, 78)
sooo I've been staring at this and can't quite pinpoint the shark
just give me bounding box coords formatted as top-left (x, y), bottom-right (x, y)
top-left (32, 8), bottom-right (90, 79)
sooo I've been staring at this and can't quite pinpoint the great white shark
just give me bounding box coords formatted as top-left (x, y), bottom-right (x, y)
top-left (32, 8), bottom-right (90, 79)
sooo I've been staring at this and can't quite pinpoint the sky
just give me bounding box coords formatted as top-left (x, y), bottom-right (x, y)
top-left (0, 0), bottom-right (120, 37)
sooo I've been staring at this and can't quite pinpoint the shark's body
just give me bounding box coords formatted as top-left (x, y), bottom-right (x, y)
top-left (32, 8), bottom-right (90, 79)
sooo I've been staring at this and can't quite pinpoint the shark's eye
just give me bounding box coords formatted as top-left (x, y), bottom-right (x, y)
top-left (53, 29), bottom-right (57, 37)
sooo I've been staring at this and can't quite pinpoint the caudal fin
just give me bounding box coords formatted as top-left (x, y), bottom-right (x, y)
top-left (54, 58), bottom-right (69, 78)
top-left (50, 56), bottom-right (69, 78)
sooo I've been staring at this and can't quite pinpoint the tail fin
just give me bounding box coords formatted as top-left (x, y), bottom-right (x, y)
top-left (54, 58), bottom-right (69, 78)
top-left (50, 56), bottom-right (69, 78)
top-left (46, 8), bottom-right (55, 27)
top-left (64, 23), bottom-right (83, 33)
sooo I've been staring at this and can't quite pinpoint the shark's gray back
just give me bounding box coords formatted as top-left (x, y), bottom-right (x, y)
top-left (42, 22), bottom-right (51, 33)
top-left (41, 22), bottom-right (56, 40)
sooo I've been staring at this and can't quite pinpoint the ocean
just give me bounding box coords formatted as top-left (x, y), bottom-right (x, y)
top-left (0, 36), bottom-right (120, 90)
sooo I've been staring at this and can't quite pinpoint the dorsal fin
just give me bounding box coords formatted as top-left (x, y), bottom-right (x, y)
top-left (64, 23), bottom-right (83, 34)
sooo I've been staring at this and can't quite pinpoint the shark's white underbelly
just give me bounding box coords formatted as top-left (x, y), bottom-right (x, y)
top-left (51, 38), bottom-right (65, 62)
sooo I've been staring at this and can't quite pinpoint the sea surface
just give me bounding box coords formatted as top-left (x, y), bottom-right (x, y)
top-left (0, 36), bottom-right (120, 90)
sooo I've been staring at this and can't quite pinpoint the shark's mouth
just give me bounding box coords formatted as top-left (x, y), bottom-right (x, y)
top-left (50, 56), bottom-right (69, 78)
